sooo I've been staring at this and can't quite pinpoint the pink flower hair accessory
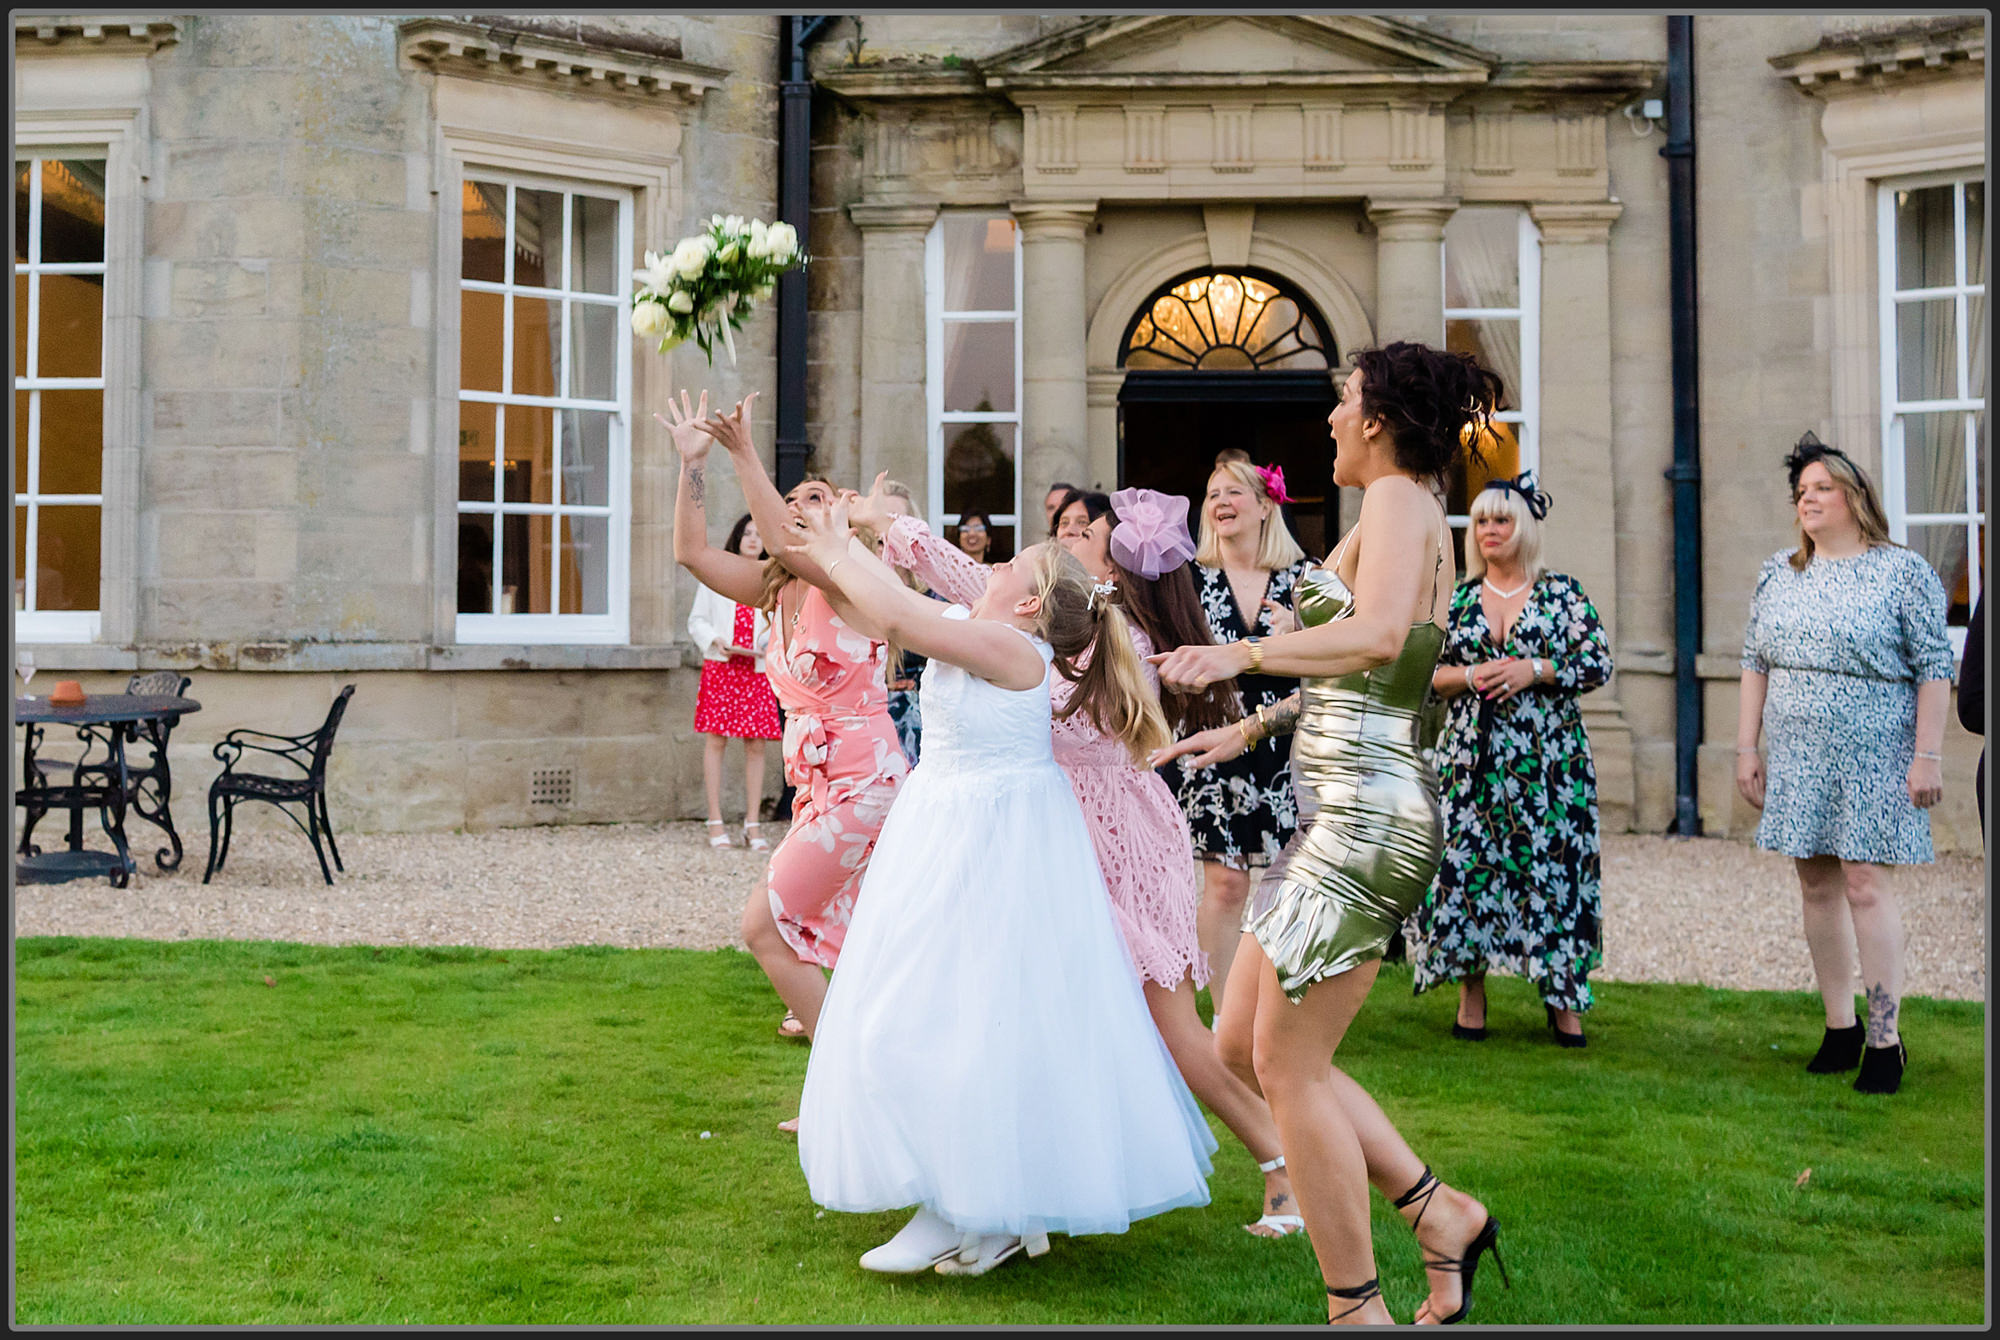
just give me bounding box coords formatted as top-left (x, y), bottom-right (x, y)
top-left (1253, 464), bottom-right (1292, 505)
top-left (1108, 487), bottom-right (1198, 579)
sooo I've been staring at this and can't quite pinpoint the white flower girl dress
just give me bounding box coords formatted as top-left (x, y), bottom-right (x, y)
top-left (798, 607), bottom-right (1215, 1268)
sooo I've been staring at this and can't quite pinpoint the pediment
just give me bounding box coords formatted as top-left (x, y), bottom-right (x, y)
top-left (982, 14), bottom-right (1497, 87)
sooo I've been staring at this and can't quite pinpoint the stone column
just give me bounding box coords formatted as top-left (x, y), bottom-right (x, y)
top-left (849, 201), bottom-right (938, 494)
top-left (1012, 200), bottom-right (1096, 524)
top-left (1365, 197), bottom-right (1455, 346)
top-left (1531, 200), bottom-right (1634, 832)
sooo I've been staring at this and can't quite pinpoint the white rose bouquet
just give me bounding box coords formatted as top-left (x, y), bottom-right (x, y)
top-left (631, 214), bottom-right (805, 365)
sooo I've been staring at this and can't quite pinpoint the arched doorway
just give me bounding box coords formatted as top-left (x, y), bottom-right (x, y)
top-left (1117, 268), bottom-right (1339, 557)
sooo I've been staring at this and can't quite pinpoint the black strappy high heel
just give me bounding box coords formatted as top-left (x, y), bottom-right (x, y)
top-left (1392, 1165), bottom-right (1510, 1325)
top-left (1326, 1278), bottom-right (1382, 1323)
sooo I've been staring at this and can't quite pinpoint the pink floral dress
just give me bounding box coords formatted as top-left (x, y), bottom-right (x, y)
top-left (764, 581), bottom-right (908, 968)
top-left (883, 518), bottom-right (1207, 989)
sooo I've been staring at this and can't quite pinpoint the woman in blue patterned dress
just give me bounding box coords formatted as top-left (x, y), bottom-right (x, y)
top-left (1736, 434), bottom-right (1955, 1096)
top-left (1410, 475), bottom-right (1612, 1047)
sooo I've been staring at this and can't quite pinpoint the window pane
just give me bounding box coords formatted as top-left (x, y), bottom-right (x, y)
top-left (1445, 318), bottom-right (1522, 412)
top-left (941, 420), bottom-right (1015, 517)
top-left (12, 161), bottom-right (28, 264)
top-left (941, 214), bottom-right (1014, 311)
top-left (38, 389), bottom-right (102, 495)
top-left (1443, 420), bottom-right (1523, 519)
top-left (1445, 208), bottom-right (1520, 309)
top-left (13, 390), bottom-right (27, 494)
top-left (461, 180), bottom-right (507, 283)
top-left (502, 405), bottom-right (555, 504)
top-left (459, 289), bottom-right (503, 393)
top-left (39, 160), bottom-right (104, 266)
top-left (1899, 411), bottom-right (1971, 517)
top-left (1895, 299), bottom-right (1956, 403)
top-left (456, 512), bottom-right (495, 614)
top-left (512, 188), bottom-right (563, 288)
top-left (13, 274), bottom-right (26, 378)
top-left (942, 320), bottom-right (1016, 413)
top-left (499, 513), bottom-right (548, 614)
top-left (554, 513), bottom-right (609, 615)
top-left (457, 400), bottom-right (498, 504)
top-left (511, 295), bottom-right (559, 397)
top-left (946, 521), bottom-right (1014, 564)
top-left (13, 505), bottom-right (25, 610)
top-left (570, 194), bottom-right (620, 294)
top-left (37, 270), bottom-right (103, 380)
top-left (560, 409), bottom-right (611, 508)
top-left (568, 301), bottom-right (616, 402)
top-left (1895, 184), bottom-right (1956, 291)
top-left (1905, 522), bottom-right (1972, 624)
top-left (35, 503), bottom-right (99, 611)
top-left (1969, 182), bottom-right (1985, 287)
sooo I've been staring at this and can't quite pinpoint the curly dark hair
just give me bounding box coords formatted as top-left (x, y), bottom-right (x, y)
top-left (1349, 341), bottom-right (1505, 481)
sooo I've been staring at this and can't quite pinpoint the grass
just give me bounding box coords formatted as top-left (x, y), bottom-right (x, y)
top-left (12, 937), bottom-right (1985, 1325)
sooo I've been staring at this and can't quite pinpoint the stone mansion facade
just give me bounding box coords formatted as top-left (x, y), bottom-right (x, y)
top-left (10, 13), bottom-right (1986, 850)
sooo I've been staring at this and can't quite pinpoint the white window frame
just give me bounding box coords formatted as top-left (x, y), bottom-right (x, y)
top-left (1877, 170), bottom-right (1985, 656)
top-left (925, 213), bottom-right (1025, 542)
top-left (13, 147), bottom-right (114, 643)
top-left (1442, 208), bottom-right (1541, 530)
top-left (452, 170), bottom-right (634, 646)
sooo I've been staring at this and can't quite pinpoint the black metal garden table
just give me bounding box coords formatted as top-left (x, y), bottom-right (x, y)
top-left (14, 693), bottom-right (202, 886)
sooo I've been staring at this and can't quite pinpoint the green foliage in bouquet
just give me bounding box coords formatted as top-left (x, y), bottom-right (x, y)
top-left (632, 214), bottom-right (806, 365)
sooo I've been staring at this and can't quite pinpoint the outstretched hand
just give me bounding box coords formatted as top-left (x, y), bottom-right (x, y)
top-left (840, 472), bottom-right (896, 533)
top-left (693, 390), bottom-right (760, 455)
top-left (1150, 721), bottom-right (1250, 771)
top-left (655, 389), bottom-right (713, 465)
top-left (1149, 642), bottom-right (1246, 694)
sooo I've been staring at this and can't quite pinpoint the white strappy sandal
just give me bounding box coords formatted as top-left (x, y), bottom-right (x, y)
top-left (934, 1228), bottom-right (1051, 1276)
top-left (706, 820), bottom-right (733, 849)
top-left (1245, 1154), bottom-right (1306, 1238)
top-left (742, 821), bottom-right (771, 852)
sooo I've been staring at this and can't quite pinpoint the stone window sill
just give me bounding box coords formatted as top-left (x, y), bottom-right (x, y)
top-left (11, 642), bottom-right (704, 673)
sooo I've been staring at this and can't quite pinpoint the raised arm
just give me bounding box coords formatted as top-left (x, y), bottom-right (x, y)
top-left (664, 390), bottom-right (764, 606)
top-left (784, 502), bottom-right (1045, 691)
top-left (865, 501), bottom-right (990, 608)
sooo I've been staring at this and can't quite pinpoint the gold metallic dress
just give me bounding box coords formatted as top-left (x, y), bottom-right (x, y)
top-left (1246, 564), bottom-right (1447, 1001)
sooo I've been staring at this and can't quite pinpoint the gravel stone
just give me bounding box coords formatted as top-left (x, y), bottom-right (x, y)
top-left (12, 826), bottom-right (1986, 1002)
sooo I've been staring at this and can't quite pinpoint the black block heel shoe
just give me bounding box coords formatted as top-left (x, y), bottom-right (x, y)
top-left (1545, 1004), bottom-right (1586, 1049)
top-left (1451, 1021), bottom-right (1488, 1041)
top-left (1805, 1022), bottom-right (1865, 1073)
top-left (1853, 1040), bottom-right (1907, 1094)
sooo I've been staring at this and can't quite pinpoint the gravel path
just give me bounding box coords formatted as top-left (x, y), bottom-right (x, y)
top-left (13, 824), bottom-right (1987, 1001)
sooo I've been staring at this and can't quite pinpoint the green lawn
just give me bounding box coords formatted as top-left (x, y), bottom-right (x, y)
top-left (12, 937), bottom-right (1985, 1325)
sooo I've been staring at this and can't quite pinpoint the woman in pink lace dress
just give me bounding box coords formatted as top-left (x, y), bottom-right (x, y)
top-left (666, 394), bottom-right (906, 1125)
top-left (865, 480), bottom-right (1305, 1239)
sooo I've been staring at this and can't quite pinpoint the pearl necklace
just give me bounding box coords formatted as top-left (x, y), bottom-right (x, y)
top-left (1482, 575), bottom-right (1532, 600)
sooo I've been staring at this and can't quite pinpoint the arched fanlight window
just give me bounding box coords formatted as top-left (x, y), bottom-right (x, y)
top-left (1121, 270), bottom-right (1330, 371)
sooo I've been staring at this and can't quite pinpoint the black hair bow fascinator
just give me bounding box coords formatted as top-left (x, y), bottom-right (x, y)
top-left (1481, 471), bottom-right (1552, 520)
top-left (1783, 430), bottom-right (1854, 493)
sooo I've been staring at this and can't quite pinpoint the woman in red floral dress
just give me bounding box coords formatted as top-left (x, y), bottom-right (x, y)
top-left (689, 513), bottom-right (784, 850)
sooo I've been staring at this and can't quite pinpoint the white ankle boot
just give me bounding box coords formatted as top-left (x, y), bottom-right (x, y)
top-left (858, 1207), bottom-right (963, 1273)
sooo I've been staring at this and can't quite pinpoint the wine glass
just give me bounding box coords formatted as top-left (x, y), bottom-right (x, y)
top-left (16, 648), bottom-right (35, 701)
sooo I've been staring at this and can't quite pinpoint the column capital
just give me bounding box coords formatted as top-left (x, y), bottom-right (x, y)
top-left (1010, 199), bottom-right (1098, 238)
top-left (1364, 196), bottom-right (1458, 241)
top-left (847, 200), bottom-right (940, 234)
top-left (1529, 201), bottom-right (1623, 243)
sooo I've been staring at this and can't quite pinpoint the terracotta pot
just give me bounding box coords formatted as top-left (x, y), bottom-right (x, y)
top-left (48, 680), bottom-right (86, 706)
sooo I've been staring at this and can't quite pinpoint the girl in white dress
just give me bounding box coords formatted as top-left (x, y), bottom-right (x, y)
top-left (783, 499), bottom-right (1218, 1276)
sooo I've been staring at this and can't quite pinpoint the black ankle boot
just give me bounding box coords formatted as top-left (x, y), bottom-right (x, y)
top-left (1853, 1040), bottom-right (1907, 1094)
top-left (1805, 1022), bottom-right (1865, 1074)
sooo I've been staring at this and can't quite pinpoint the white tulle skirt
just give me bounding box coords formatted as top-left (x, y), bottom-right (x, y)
top-left (798, 756), bottom-right (1217, 1238)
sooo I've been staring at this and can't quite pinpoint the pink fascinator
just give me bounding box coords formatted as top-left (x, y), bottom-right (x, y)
top-left (1108, 487), bottom-right (1198, 580)
top-left (1253, 463), bottom-right (1292, 505)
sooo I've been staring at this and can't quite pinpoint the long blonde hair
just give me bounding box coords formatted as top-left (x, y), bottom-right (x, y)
top-left (1193, 457), bottom-right (1307, 570)
top-left (1022, 542), bottom-right (1171, 767)
top-left (1788, 446), bottom-right (1894, 572)
top-left (1462, 485), bottom-right (1545, 584)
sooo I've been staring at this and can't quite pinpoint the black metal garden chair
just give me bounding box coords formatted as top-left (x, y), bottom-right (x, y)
top-left (20, 671), bottom-right (195, 871)
top-left (203, 684), bottom-right (355, 886)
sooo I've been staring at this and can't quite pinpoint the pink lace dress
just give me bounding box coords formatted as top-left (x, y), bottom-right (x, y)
top-left (763, 581), bottom-right (908, 969)
top-left (883, 518), bottom-right (1207, 989)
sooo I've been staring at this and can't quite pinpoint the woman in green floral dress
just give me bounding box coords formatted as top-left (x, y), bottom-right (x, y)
top-left (1411, 476), bottom-right (1613, 1046)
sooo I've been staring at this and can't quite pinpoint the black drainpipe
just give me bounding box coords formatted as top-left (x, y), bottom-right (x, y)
top-left (1663, 15), bottom-right (1704, 835)
top-left (776, 16), bottom-right (835, 491)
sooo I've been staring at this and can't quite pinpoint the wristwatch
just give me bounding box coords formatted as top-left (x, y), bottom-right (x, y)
top-left (1530, 657), bottom-right (1545, 682)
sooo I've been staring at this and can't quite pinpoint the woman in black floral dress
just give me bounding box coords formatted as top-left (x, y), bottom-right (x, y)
top-left (1170, 451), bottom-right (1314, 1010)
top-left (1410, 475), bottom-right (1612, 1046)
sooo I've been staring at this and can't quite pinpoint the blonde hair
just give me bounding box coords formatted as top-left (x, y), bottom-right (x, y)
top-left (1194, 458), bottom-right (1307, 571)
top-left (1789, 452), bottom-right (1894, 572)
top-left (1020, 542), bottom-right (1171, 767)
top-left (1462, 486), bottom-right (1545, 584)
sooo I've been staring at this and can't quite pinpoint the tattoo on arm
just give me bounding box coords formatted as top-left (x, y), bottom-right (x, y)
top-left (686, 466), bottom-right (705, 506)
top-left (1864, 982), bottom-right (1899, 1048)
top-left (1263, 692), bottom-right (1302, 737)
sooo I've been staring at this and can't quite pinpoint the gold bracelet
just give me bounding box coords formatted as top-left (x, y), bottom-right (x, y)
top-left (1239, 718), bottom-right (1258, 749)
top-left (1245, 637), bottom-right (1263, 674)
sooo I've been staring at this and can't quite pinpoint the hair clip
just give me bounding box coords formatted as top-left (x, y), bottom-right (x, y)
top-left (1086, 577), bottom-right (1118, 610)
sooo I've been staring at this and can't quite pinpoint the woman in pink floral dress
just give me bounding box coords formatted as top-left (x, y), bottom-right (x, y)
top-left (665, 393), bottom-right (906, 1124)
top-left (864, 480), bottom-right (1305, 1239)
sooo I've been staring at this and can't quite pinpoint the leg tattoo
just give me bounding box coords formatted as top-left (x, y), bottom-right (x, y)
top-left (1863, 982), bottom-right (1899, 1048)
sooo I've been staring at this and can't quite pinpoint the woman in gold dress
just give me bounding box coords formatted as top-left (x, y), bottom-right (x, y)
top-left (1153, 342), bottom-right (1508, 1325)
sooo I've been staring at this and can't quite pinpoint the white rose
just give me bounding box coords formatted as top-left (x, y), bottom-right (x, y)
top-left (717, 240), bottom-right (741, 263)
top-left (746, 219), bottom-right (771, 260)
top-left (710, 214), bottom-right (725, 228)
top-left (767, 221), bottom-right (799, 262)
top-left (725, 214), bottom-right (745, 234)
top-left (671, 237), bottom-right (709, 279)
top-left (635, 249), bottom-right (676, 294)
top-left (667, 289), bottom-right (695, 315)
top-left (630, 301), bottom-right (670, 338)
